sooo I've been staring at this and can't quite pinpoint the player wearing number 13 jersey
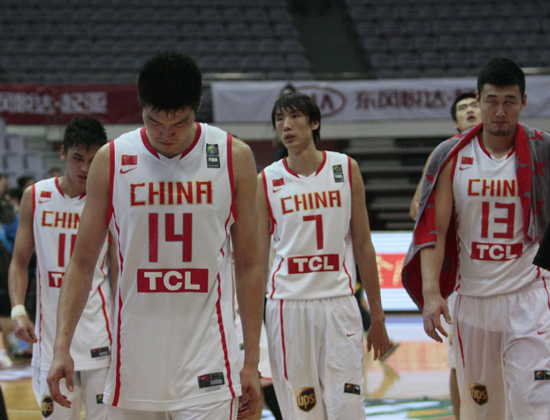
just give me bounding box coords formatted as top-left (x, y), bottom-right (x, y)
top-left (9, 116), bottom-right (113, 420)
top-left (47, 52), bottom-right (264, 420)
top-left (402, 58), bottom-right (550, 420)
top-left (257, 93), bottom-right (390, 420)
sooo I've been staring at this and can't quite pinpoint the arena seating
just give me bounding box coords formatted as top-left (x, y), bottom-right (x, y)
top-left (343, 0), bottom-right (550, 79)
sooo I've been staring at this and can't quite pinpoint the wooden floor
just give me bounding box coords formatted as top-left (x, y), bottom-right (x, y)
top-left (1, 314), bottom-right (450, 419)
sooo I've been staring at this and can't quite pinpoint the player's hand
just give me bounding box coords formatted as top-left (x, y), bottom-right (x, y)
top-left (422, 292), bottom-right (451, 343)
top-left (13, 315), bottom-right (38, 343)
top-left (237, 365), bottom-right (261, 419)
top-left (47, 351), bottom-right (75, 409)
top-left (367, 318), bottom-right (391, 361)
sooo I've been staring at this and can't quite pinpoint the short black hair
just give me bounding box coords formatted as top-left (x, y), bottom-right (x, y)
top-left (477, 58), bottom-right (525, 97)
top-left (138, 51), bottom-right (202, 113)
top-left (450, 92), bottom-right (476, 122)
top-left (63, 116), bottom-right (107, 152)
top-left (271, 92), bottom-right (321, 143)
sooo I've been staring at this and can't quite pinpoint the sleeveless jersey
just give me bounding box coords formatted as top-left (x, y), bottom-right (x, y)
top-left (452, 136), bottom-right (541, 296)
top-left (262, 151), bottom-right (356, 300)
top-left (32, 177), bottom-right (112, 371)
top-left (106, 124), bottom-right (240, 411)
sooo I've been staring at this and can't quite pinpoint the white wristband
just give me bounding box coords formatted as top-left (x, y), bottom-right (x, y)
top-left (11, 304), bottom-right (27, 321)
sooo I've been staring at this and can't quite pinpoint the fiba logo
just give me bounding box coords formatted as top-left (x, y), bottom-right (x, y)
top-left (469, 383), bottom-right (488, 405)
top-left (295, 387), bottom-right (317, 412)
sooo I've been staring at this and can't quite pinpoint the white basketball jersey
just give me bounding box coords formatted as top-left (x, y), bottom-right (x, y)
top-left (262, 151), bottom-right (356, 300)
top-left (453, 136), bottom-right (541, 296)
top-left (106, 124), bottom-right (240, 411)
top-left (32, 177), bottom-right (112, 371)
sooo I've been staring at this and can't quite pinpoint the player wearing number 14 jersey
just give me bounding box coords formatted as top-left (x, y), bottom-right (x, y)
top-left (402, 58), bottom-right (550, 419)
top-left (9, 116), bottom-right (114, 420)
top-left (257, 93), bottom-right (390, 420)
top-left (47, 52), bottom-right (264, 420)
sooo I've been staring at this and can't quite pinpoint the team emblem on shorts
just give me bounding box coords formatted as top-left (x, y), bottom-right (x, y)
top-left (41, 395), bottom-right (54, 418)
top-left (296, 387), bottom-right (316, 412)
top-left (206, 144), bottom-right (220, 168)
top-left (344, 383), bottom-right (361, 395)
top-left (469, 383), bottom-right (488, 405)
top-left (96, 394), bottom-right (104, 404)
top-left (332, 165), bottom-right (344, 183)
top-left (534, 370), bottom-right (550, 380)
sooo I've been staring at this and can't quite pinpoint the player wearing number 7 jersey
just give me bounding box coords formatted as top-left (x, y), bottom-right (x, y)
top-left (257, 92), bottom-right (390, 420)
top-left (47, 51), bottom-right (264, 420)
top-left (9, 116), bottom-right (115, 420)
top-left (402, 58), bottom-right (550, 419)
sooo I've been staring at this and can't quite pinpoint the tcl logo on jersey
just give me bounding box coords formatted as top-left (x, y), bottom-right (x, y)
top-left (137, 269), bottom-right (208, 293)
top-left (469, 383), bottom-right (488, 405)
top-left (471, 242), bottom-right (523, 261)
top-left (288, 254), bottom-right (339, 274)
top-left (296, 387), bottom-right (316, 412)
top-left (48, 272), bottom-right (64, 288)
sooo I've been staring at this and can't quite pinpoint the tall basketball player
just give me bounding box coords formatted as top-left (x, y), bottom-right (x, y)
top-left (9, 116), bottom-right (115, 420)
top-left (403, 58), bottom-right (550, 419)
top-left (257, 92), bottom-right (390, 419)
top-left (46, 51), bottom-right (264, 420)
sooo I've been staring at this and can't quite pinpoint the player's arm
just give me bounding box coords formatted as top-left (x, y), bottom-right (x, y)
top-left (256, 172), bottom-right (272, 290)
top-left (409, 151), bottom-right (434, 220)
top-left (47, 144), bottom-right (111, 408)
top-left (8, 186), bottom-right (37, 343)
top-left (349, 158), bottom-right (390, 360)
top-left (420, 158), bottom-right (454, 343)
top-left (230, 138), bottom-right (264, 418)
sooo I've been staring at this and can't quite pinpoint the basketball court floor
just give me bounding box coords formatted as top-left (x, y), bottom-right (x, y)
top-left (1, 313), bottom-right (454, 420)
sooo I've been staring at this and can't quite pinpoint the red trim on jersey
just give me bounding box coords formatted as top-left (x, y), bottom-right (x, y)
top-left (456, 294), bottom-right (465, 369)
top-left (343, 260), bottom-right (354, 295)
top-left (140, 127), bottom-right (160, 159)
top-left (269, 258), bottom-right (284, 299)
top-left (476, 134), bottom-right (515, 160)
top-left (37, 269), bottom-right (43, 367)
top-left (280, 300), bottom-right (288, 380)
top-left (180, 122), bottom-right (202, 160)
top-left (98, 284), bottom-right (113, 345)
top-left (216, 273), bottom-right (236, 398)
top-left (227, 133), bottom-right (237, 221)
top-left (54, 176), bottom-right (65, 197)
top-left (347, 156), bottom-right (353, 190)
top-left (315, 151), bottom-right (327, 176)
top-left (282, 158), bottom-right (300, 178)
top-left (112, 292), bottom-right (123, 406)
top-left (261, 172), bottom-right (276, 235)
top-left (107, 141), bottom-right (116, 225)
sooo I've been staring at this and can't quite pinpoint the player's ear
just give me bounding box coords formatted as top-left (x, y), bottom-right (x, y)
top-left (60, 145), bottom-right (67, 162)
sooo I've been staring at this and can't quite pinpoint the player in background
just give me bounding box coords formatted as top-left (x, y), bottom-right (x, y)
top-left (402, 58), bottom-right (550, 419)
top-left (47, 51), bottom-right (264, 420)
top-left (409, 91), bottom-right (482, 419)
top-left (257, 92), bottom-right (390, 419)
top-left (9, 116), bottom-right (115, 419)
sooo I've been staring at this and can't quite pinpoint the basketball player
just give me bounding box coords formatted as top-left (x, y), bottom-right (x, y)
top-left (402, 58), bottom-right (550, 419)
top-left (409, 91), bottom-right (482, 419)
top-left (534, 224), bottom-right (550, 270)
top-left (257, 92), bottom-right (390, 419)
top-left (9, 116), bottom-right (115, 419)
top-left (47, 51), bottom-right (264, 420)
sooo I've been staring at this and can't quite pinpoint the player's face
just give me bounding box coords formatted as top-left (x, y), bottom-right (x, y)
top-left (274, 108), bottom-right (319, 150)
top-left (142, 106), bottom-right (197, 158)
top-left (454, 97), bottom-right (482, 133)
top-left (61, 143), bottom-right (102, 192)
top-left (477, 84), bottom-right (526, 138)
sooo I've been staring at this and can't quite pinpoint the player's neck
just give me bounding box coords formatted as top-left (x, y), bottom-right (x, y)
top-left (480, 130), bottom-right (515, 159)
top-left (286, 146), bottom-right (324, 177)
top-left (57, 175), bottom-right (85, 198)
